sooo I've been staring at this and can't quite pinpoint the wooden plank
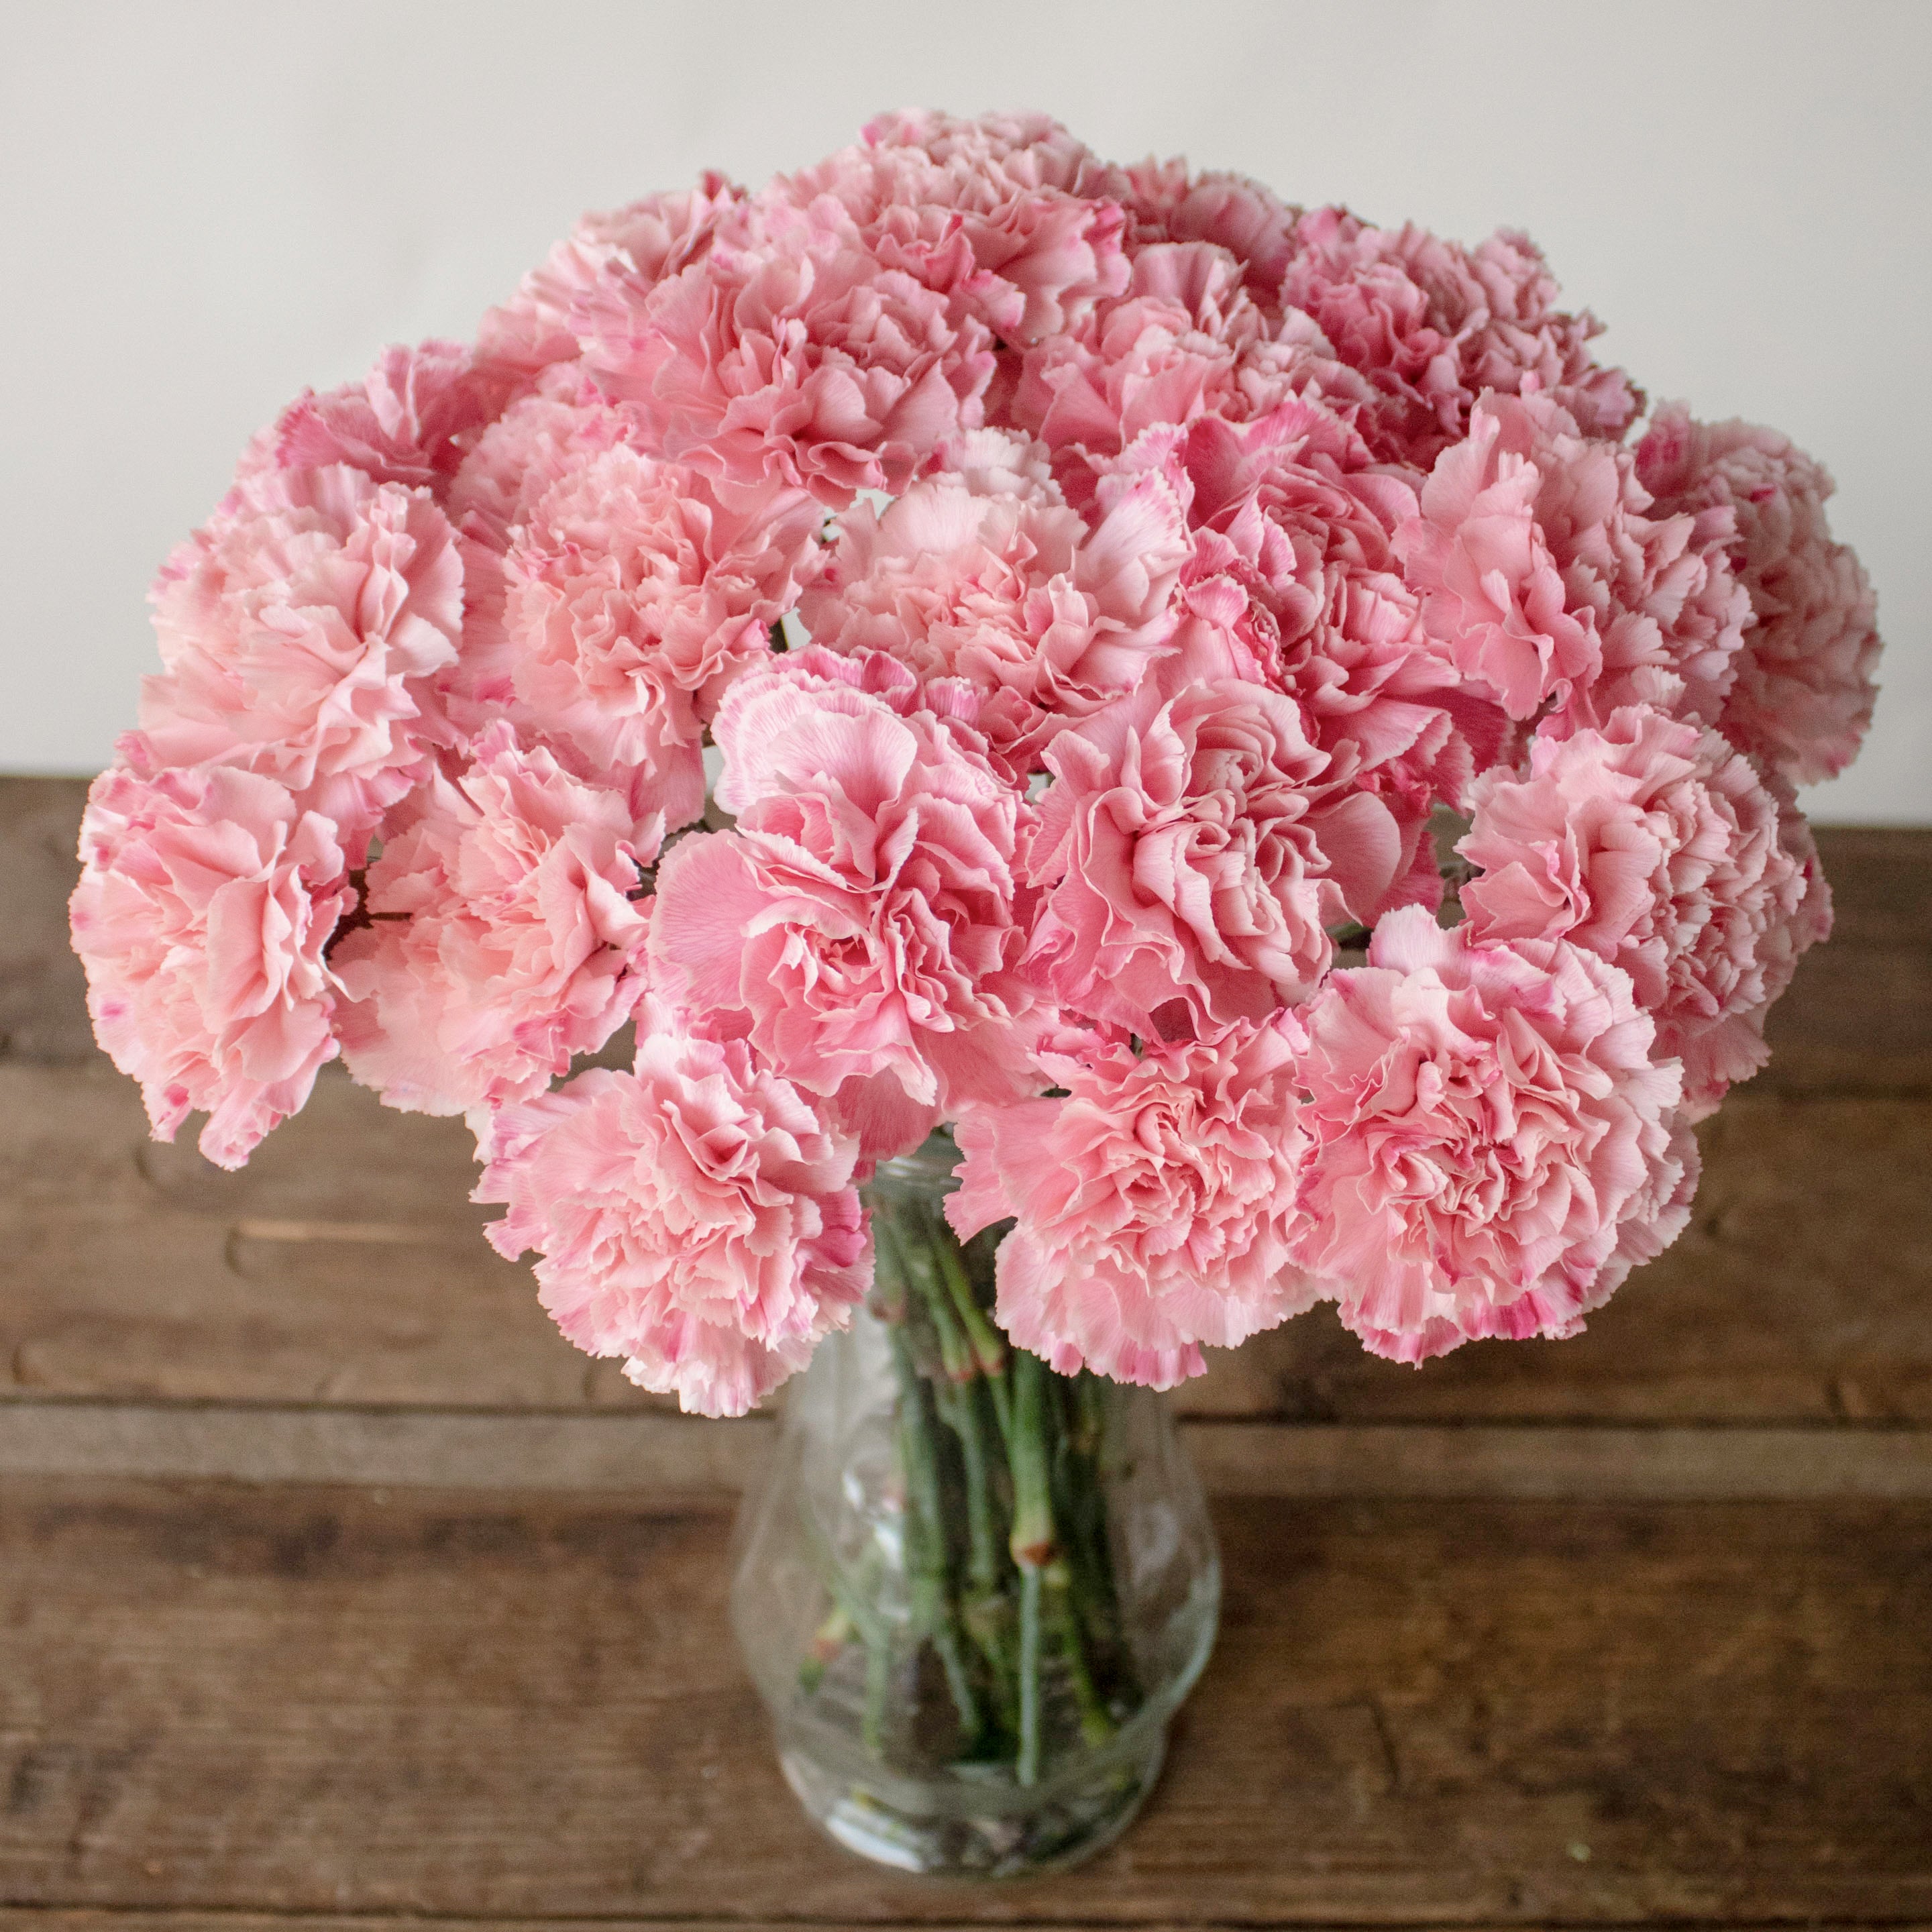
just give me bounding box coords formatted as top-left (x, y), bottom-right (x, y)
top-left (7, 1067), bottom-right (1929, 1424)
top-left (5, 1401), bottom-right (1932, 1501)
top-left (1, 1480), bottom-right (1926, 1921)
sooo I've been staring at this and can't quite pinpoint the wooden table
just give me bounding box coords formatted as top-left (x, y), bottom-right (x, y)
top-left (3, 775), bottom-right (1929, 1929)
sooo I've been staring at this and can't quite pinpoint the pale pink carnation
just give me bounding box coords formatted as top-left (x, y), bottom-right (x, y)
top-left (1637, 405), bottom-right (1881, 784)
top-left (947, 1014), bottom-right (1318, 1388)
top-left (493, 445), bottom-right (823, 826)
top-left (132, 464), bottom-right (465, 847)
top-left (799, 451), bottom-right (1187, 769)
top-left (775, 115), bottom-right (1127, 345)
top-left (445, 371), bottom-right (648, 551)
top-left (1014, 242), bottom-right (1368, 505)
top-left (1026, 674), bottom-right (1407, 1034)
top-left (474, 174), bottom-right (747, 381)
top-left (1460, 705), bottom-right (1826, 1118)
top-left (1282, 209), bottom-right (1640, 466)
top-left (649, 657), bottom-right (1038, 1159)
top-left (476, 1027), bottom-right (867, 1417)
top-left (236, 340), bottom-right (519, 503)
top-left (1395, 392), bottom-right (1746, 731)
top-left (578, 199), bottom-right (993, 510)
top-left (1135, 400), bottom-right (1488, 887)
top-left (1289, 908), bottom-right (1697, 1362)
top-left (1113, 157), bottom-right (1301, 305)
top-left (331, 722), bottom-right (658, 1120)
top-left (69, 764), bottom-right (350, 1170)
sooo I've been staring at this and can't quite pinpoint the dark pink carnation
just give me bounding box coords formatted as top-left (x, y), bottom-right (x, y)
top-left (1026, 674), bottom-right (1407, 1034)
top-left (476, 1024), bottom-right (867, 1416)
top-left (1282, 209), bottom-right (1640, 466)
top-left (649, 656), bottom-right (1039, 1159)
top-left (133, 464), bottom-right (465, 848)
top-left (578, 199), bottom-right (994, 510)
top-left (1395, 392), bottom-right (1746, 732)
top-left (1289, 908), bottom-right (1697, 1362)
top-left (798, 445), bottom-right (1187, 770)
top-left (69, 764), bottom-right (350, 1169)
top-left (1637, 405), bottom-right (1881, 785)
top-left (1460, 705), bottom-right (1827, 1118)
top-left (948, 1014), bottom-right (1316, 1387)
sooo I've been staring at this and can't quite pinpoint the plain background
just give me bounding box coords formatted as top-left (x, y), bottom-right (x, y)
top-left (3, 0), bottom-right (1925, 821)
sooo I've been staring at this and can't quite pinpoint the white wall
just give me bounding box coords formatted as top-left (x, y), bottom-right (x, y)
top-left (4, 0), bottom-right (1925, 821)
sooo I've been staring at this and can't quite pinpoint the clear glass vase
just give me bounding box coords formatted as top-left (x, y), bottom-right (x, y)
top-left (730, 1131), bottom-right (1221, 1878)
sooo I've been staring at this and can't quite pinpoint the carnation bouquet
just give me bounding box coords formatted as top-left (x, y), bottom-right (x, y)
top-left (71, 111), bottom-right (1880, 1874)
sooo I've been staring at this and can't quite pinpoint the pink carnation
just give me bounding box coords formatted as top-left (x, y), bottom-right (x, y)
top-left (1395, 392), bottom-right (1746, 731)
top-left (1026, 674), bottom-right (1406, 1034)
top-left (1289, 908), bottom-right (1697, 1362)
top-left (776, 113), bottom-right (1127, 345)
top-left (445, 372), bottom-right (648, 553)
top-left (476, 1025), bottom-right (867, 1417)
top-left (1281, 209), bottom-right (1640, 466)
top-left (578, 199), bottom-right (993, 510)
top-left (493, 445), bottom-right (822, 825)
top-left (237, 340), bottom-right (518, 502)
top-left (1136, 400), bottom-right (1487, 890)
top-left (1113, 157), bottom-right (1301, 306)
top-left (1637, 405), bottom-right (1881, 784)
top-left (649, 656), bottom-right (1038, 1159)
top-left (133, 464), bottom-right (465, 848)
top-left (1458, 705), bottom-right (1827, 1117)
top-left (1014, 242), bottom-right (1367, 504)
top-left (948, 1015), bottom-right (1317, 1388)
top-left (68, 764), bottom-right (350, 1170)
top-left (331, 722), bottom-right (659, 1120)
top-left (798, 449), bottom-right (1187, 770)
top-left (474, 174), bottom-right (747, 382)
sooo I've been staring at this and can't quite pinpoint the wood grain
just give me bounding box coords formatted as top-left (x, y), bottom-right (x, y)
top-left (1, 1480), bottom-right (1927, 1923)
top-left (6, 1065), bottom-right (1929, 1422)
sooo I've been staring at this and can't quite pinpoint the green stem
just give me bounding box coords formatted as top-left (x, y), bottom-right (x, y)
top-left (890, 1326), bottom-right (981, 1747)
top-left (1008, 1348), bottom-right (1057, 1568)
top-left (928, 1205), bottom-right (1007, 1378)
top-left (1017, 1560), bottom-right (1043, 1787)
top-left (890, 1201), bottom-right (975, 1384)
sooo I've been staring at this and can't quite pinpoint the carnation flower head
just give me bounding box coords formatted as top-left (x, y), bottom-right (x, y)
top-left (133, 464), bottom-right (466, 852)
top-left (488, 445), bottom-right (822, 826)
top-left (1637, 405), bottom-right (1880, 785)
top-left (578, 198), bottom-right (994, 511)
top-left (1289, 908), bottom-right (1697, 1362)
top-left (775, 111), bottom-right (1127, 347)
top-left (799, 441), bottom-right (1188, 771)
top-left (1132, 398), bottom-right (1487, 888)
top-left (476, 1018), bottom-right (867, 1417)
top-left (1112, 156), bottom-right (1301, 306)
top-left (948, 1014), bottom-right (1318, 1388)
top-left (1281, 209), bottom-right (1640, 466)
top-left (474, 173), bottom-right (747, 382)
top-left (237, 339), bottom-right (519, 504)
top-left (649, 652), bottom-right (1039, 1159)
top-left (69, 764), bottom-right (351, 1170)
top-left (1025, 672), bottom-right (1408, 1034)
top-left (332, 721), bottom-right (659, 1122)
top-left (1014, 242), bottom-right (1368, 508)
top-left (1458, 704), bottom-right (1829, 1118)
top-left (1395, 392), bottom-right (1746, 733)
